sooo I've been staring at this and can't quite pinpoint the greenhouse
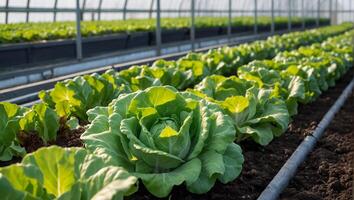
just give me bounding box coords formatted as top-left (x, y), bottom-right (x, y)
top-left (0, 0), bottom-right (353, 199)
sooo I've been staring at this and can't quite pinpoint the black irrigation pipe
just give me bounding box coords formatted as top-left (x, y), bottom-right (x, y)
top-left (257, 77), bottom-right (354, 200)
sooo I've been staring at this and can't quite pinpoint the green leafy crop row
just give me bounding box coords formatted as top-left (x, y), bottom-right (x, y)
top-left (0, 16), bottom-right (328, 44)
top-left (38, 23), bottom-right (351, 122)
top-left (0, 23), bottom-right (352, 199)
top-left (79, 29), bottom-right (352, 197)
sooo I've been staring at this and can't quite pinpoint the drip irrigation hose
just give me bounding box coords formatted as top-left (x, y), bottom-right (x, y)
top-left (257, 77), bottom-right (354, 200)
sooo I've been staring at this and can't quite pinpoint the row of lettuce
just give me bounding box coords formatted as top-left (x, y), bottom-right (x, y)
top-left (38, 23), bottom-right (351, 122)
top-left (0, 23), bottom-right (343, 158)
top-left (0, 16), bottom-right (329, 44)
top-left (0, 24), bottom-right (352, 199)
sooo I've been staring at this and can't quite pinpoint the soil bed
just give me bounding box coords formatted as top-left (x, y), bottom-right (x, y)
top-left (280, 85), bottom-right (354, 199)
top-left (0, 123), bottom-right (84, 167)
top-left (0, 68), bottom-right (352, 199)
top-left (130, 68), bottom-right (354, 200)
top-left (17, 125), bottom-right (85, 154)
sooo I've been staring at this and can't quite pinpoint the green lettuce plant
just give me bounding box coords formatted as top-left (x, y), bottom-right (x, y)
top-left (39, 71), bottom-right (130, 121)
top-left (0, 146), bottom-right (137, 200)
top-left (187, 75), bottom-right (290, 145)
top-left (19, 103), bottom-right (60, 144)
top-left (81, 86), bottom-right (244, 197)
top-left (151, 59), bottom-right (195, 89)
top-left (117, 65), bottom-right (162, 91)
top-left (0, 17), bottom-right (332, 44)
top-left (0, 102), bottom-right (62, 160)
top-left (35, 24), bottom-right (352, 122)
top-left (201, 46), bottom-right (246, 76)
top-left (275, 45), bottom-right (350, 88)
top-left (117, 60), bottom-right (195, 91)
top-left (176, 53), bottom-right (212, 83)
top-left (237, 61), bottom-right (309, 116)
top-left (0, 102), bottom-right (27, 161)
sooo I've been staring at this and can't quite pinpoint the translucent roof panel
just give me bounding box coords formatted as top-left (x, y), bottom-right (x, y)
top-left (83, 13), bottom-right (95, 21)
top-left (29, 13), bottom-right (54, 22)
top-left (101, 0), bottom-right (125, 9)
top-left (8, 12), bottom-right (26, 23)
top-left (126, 0), bottom-right (152, 10)
top-left (8, 0), bottom-right (27, 7)
top-left (100, 13), bottom-right (122, 20)
top-left (0, 0), bottom-right (352, 24)
top-left (30, 0), bottom-right (55, 8)
top-left (337, 0), bottom-right (352, 23)
top-left (85, 0), bottom-right (101, 9)
top-left (56, 12), bottom-right (76, 21)
top-left (160, 0), bottom-right (183, 18)
top-left (124, 0), bottom-right (153, 19)
top-left (57, 0), bottom-right (76, 9)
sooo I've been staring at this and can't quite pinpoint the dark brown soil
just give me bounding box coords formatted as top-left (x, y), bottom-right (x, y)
top-left (130, 68), bottom-right (354, 200)
top-left (15, 120), bottom-right (84, 154)
top-left (0, 119), bottom-right (85, 166)
top-left (17, 130), bottom-right (47, 153)
top-left (280, 88), bottom-right (354, 200)
top-left (54, 126), bottom-right (84, 148)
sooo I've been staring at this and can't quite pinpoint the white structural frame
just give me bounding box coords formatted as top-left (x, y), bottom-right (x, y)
top-left (0, 0), bottom-right (351, 65)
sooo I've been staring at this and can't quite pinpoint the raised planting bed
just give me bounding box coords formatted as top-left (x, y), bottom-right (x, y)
top-left (0, 40), bottom-right (351, 200)
top-left (231, 25), bottom-right (252, 33)
top-left (125, 31), bottom-right (150, 49)
top-left (150, 28), bottom-right (189, 45)
top-left (194, 26), bottom-right (222, 38)
top-left (258, 24), bottom-right (271, 32)
top-left (82, 34), bottom-right (128, 57)
top-left (280, 89), bottom-right (354, 200)
top-left (129, 67), bottom-right (354, 200)
top-left (0, 23), bottom-right (348, 200)
top-left (0, 26), bottom-right (238, 69)
top-left (275, 22), bottom-right (289, 31)
top-left (0, 23), bottom-right (331, 70)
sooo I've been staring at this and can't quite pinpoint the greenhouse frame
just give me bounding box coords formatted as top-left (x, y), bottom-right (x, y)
top-left (0, 1), bottom-right (353, 200)
top-left (0, 0), bottom-right (353, 62)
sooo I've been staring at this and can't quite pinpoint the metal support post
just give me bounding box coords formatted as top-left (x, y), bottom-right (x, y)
top-left (316, 0), bottom-right (320, 27)
top-left (75, 0), bottom-right (83, 60)
top-left (288, 0), bottom-right (292, 31)
top-left (301, 0), bottom-right (305, 29)
top-left (191, 0), bottom-right (196, 51)
top-left (329, 0), bottom-right (333, 24)
top-left (26, 0), bottom-right (31, 22)
top-left (123, 0), bottom-right (128, 20)
top-left (350, 0), bottom-right (352, 21)
top-left (271, 0), bottom-right (275, 33)
top-left (334, 0), bottom-right (337, 25)
top-left (254, 0), bottom-right (258, 34)
top-left (227, 0), bottom-right (232, 38)
top-left (98, 0), bottom-right (103, 21)
top-left (53, 0), bottom-right (58, 22)
top-left (149, 0), bottom-right (155, 19)
top-left (156, 0), bottom-right (161, 56)
top-left (5, 0), bottom-right (9, 24)
top-left (82, 0), bottom-right (87, 21)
